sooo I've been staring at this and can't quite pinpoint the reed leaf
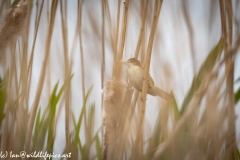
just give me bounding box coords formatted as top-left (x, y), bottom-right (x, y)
top-left (235, 87), bottom-right (240, 104)
top-left (181, 38), bottom-right (224, 114)
top-left (0, 77), bottom-right (6, 125)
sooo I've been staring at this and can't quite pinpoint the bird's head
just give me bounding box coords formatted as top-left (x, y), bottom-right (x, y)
top-left (122, 58), bottom-right (141, 68)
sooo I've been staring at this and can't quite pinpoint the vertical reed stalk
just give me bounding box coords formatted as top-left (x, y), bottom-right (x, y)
top-left (25, 0), bottom-right (59, 152)
top-left (182, 0), bottom-right (196, 74)
top-left (134, 0), bottom-right (149, 58)
top-left (133, 0), bottom-right (162, 159)
top-left (152, 73), bottom-right (217, 159)
top-left (27, 0), bottom-right (45, 109)
top-left (112, 0), bottom-right (130, 79)
top-left (105, 0), bottom-right (115, 55)
top-left (78, 0), bottom-right (85, 100)
top-left (115, 0), bottom-right (121, 55)
top-left (2, 43), bottom-right (17, 152)
top-left (101, 0), bottom-right (106, 149)
top-left (77, 0), bottom-right (92, 158)
top-left (15, 1), bottom-right (32, 151)
top-left (220, 0), bottom-right (238, 158)
top-left (102, 1), bottom-right (130, 159)
top-left (60, 0), bottom-right (71, 153)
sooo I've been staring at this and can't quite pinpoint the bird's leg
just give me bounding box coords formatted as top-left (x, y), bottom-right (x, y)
top-left (141, 96), bottom-right (147, 101)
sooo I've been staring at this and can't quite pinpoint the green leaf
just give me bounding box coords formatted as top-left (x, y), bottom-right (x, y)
top-left (181, 38), bottom-right (223, 114)
top-left (87, 103), bottom-right (95, 141)
top-left (72, 86), bottom-right (93, 156)
top-left (49, 74), bottom-right (73, 113)
top-left (72, 112), bottom-right (77, 130)
top-left (46, 76), bottom-right (73, 154)
top-left (145, 113), bottom-right (163, 159)
top-left (33, 107), bottom-right (41, 143)
top-left (69, 113), bottom-right (79, 159)
top-left (32, 108), bottom-right (48, 151)
top-left (0, 78), bottom-right (6, 125)
top-left (171, 92), bottom-right (180, 122)
top-left (11, 0), bottom-right (21, 8)
top-left (95, 134), bottom-right (102, 160)
top-left (32, 75), bottom-right (73, 153)
top-left (0, 72), bottom-right (9, 126)
top-left (85, 127), bottom-right (102, 160)
top-left (235, 87), bottom-right (240, 104)
top-left (238, 150), bottom-right (240, 159)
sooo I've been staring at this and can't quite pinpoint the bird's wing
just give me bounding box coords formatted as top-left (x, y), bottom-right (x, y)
top-left (147, 74), bottom-right (155, 89)
top-left (140, 68), bottom-right (155, 89)
top-left (130, 78), bottom-right (142, 92)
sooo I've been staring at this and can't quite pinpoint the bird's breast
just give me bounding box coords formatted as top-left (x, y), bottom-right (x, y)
top-left (128, 66), bottom-right (143, 90)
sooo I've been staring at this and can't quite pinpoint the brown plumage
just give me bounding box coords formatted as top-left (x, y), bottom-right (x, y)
top-left (123, 58), bottom-right (172, 101)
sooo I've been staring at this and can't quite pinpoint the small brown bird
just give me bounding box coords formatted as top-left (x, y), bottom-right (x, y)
top-left (123, 58), bottom-right (172, 101)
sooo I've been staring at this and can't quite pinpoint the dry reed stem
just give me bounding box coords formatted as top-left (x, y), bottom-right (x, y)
top-left (175, 39), bottom-right (240, 158)
top-left (219, 0), bottom-right (238, 158)
top-left (115, 0), bottom-right (121, 55)
top-left (46, 45), bottom-right (51, 98)
top-left (102, 79), bottom-right (126, 160)
top-left (226, 0), bottom-right (233, 46)
top-left (101, 1), bottom-right (107, 159)
top-left (0, 1), bottom-right (8, 16)
top-left (0, 0), bottom-right (31, 63)
top-left (15, 1), bottom-right (32, 153)
top-left (77, 0), bottom-right (92, 157)
top-left (105, 0), bottom-right (115, 55)
top-left (25, 0), bottom-right (59, 153)
top-left (117, 0), bottom-right (129, 61)
top-left (0, 0), bottom-right (238, 159)
top-left (134, 0), bottom-right (149, 59)
top-left (102, 1), bottom-right (131, 159)
top-left (20, 0), bottom-right (32, 103)
top-left (0, 0), bottom-right (32, 153)
top-left (182, 0), bottom-right (196, 74)
top-left (60, 0), bottom-right (71, 153)
top-left (101, 0), bottom-right (106, 107)
top-left (112, 0), bottom-right (130, 79)
top-left (11, 43), bottom-right (19, 100)
top-left (153, 74), bottom-right (215, 159)
top-left (123, 2), bottom-right (149, 144)
top-left (26, 0), bottom-right (45, 110)
top-left (152, 51), bottom-right (237, 159)
top-left (34, 0), bottom-right (39, 26)
top-left (192, 79), bottom-right (226, 159)
top-left (114, 90), bottom-right (137, 158)
top-left (139, 0), bottom-right (147, 64)
top-left (46, 0), bottom-right (50, 23)
top-left (2, 43), bottom-right (16, 152)
top-left (133, 0), bottom-right (162, 159)
top-left (78, 0), bottom-right (85, 100)
top-left (112, 86), bottom-right (133, 160)
top-left (101, 0), bottom-right (106, 144)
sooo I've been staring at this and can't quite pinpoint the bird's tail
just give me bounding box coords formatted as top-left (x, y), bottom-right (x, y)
top-left (152, 86), bottom-right (173, 101)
